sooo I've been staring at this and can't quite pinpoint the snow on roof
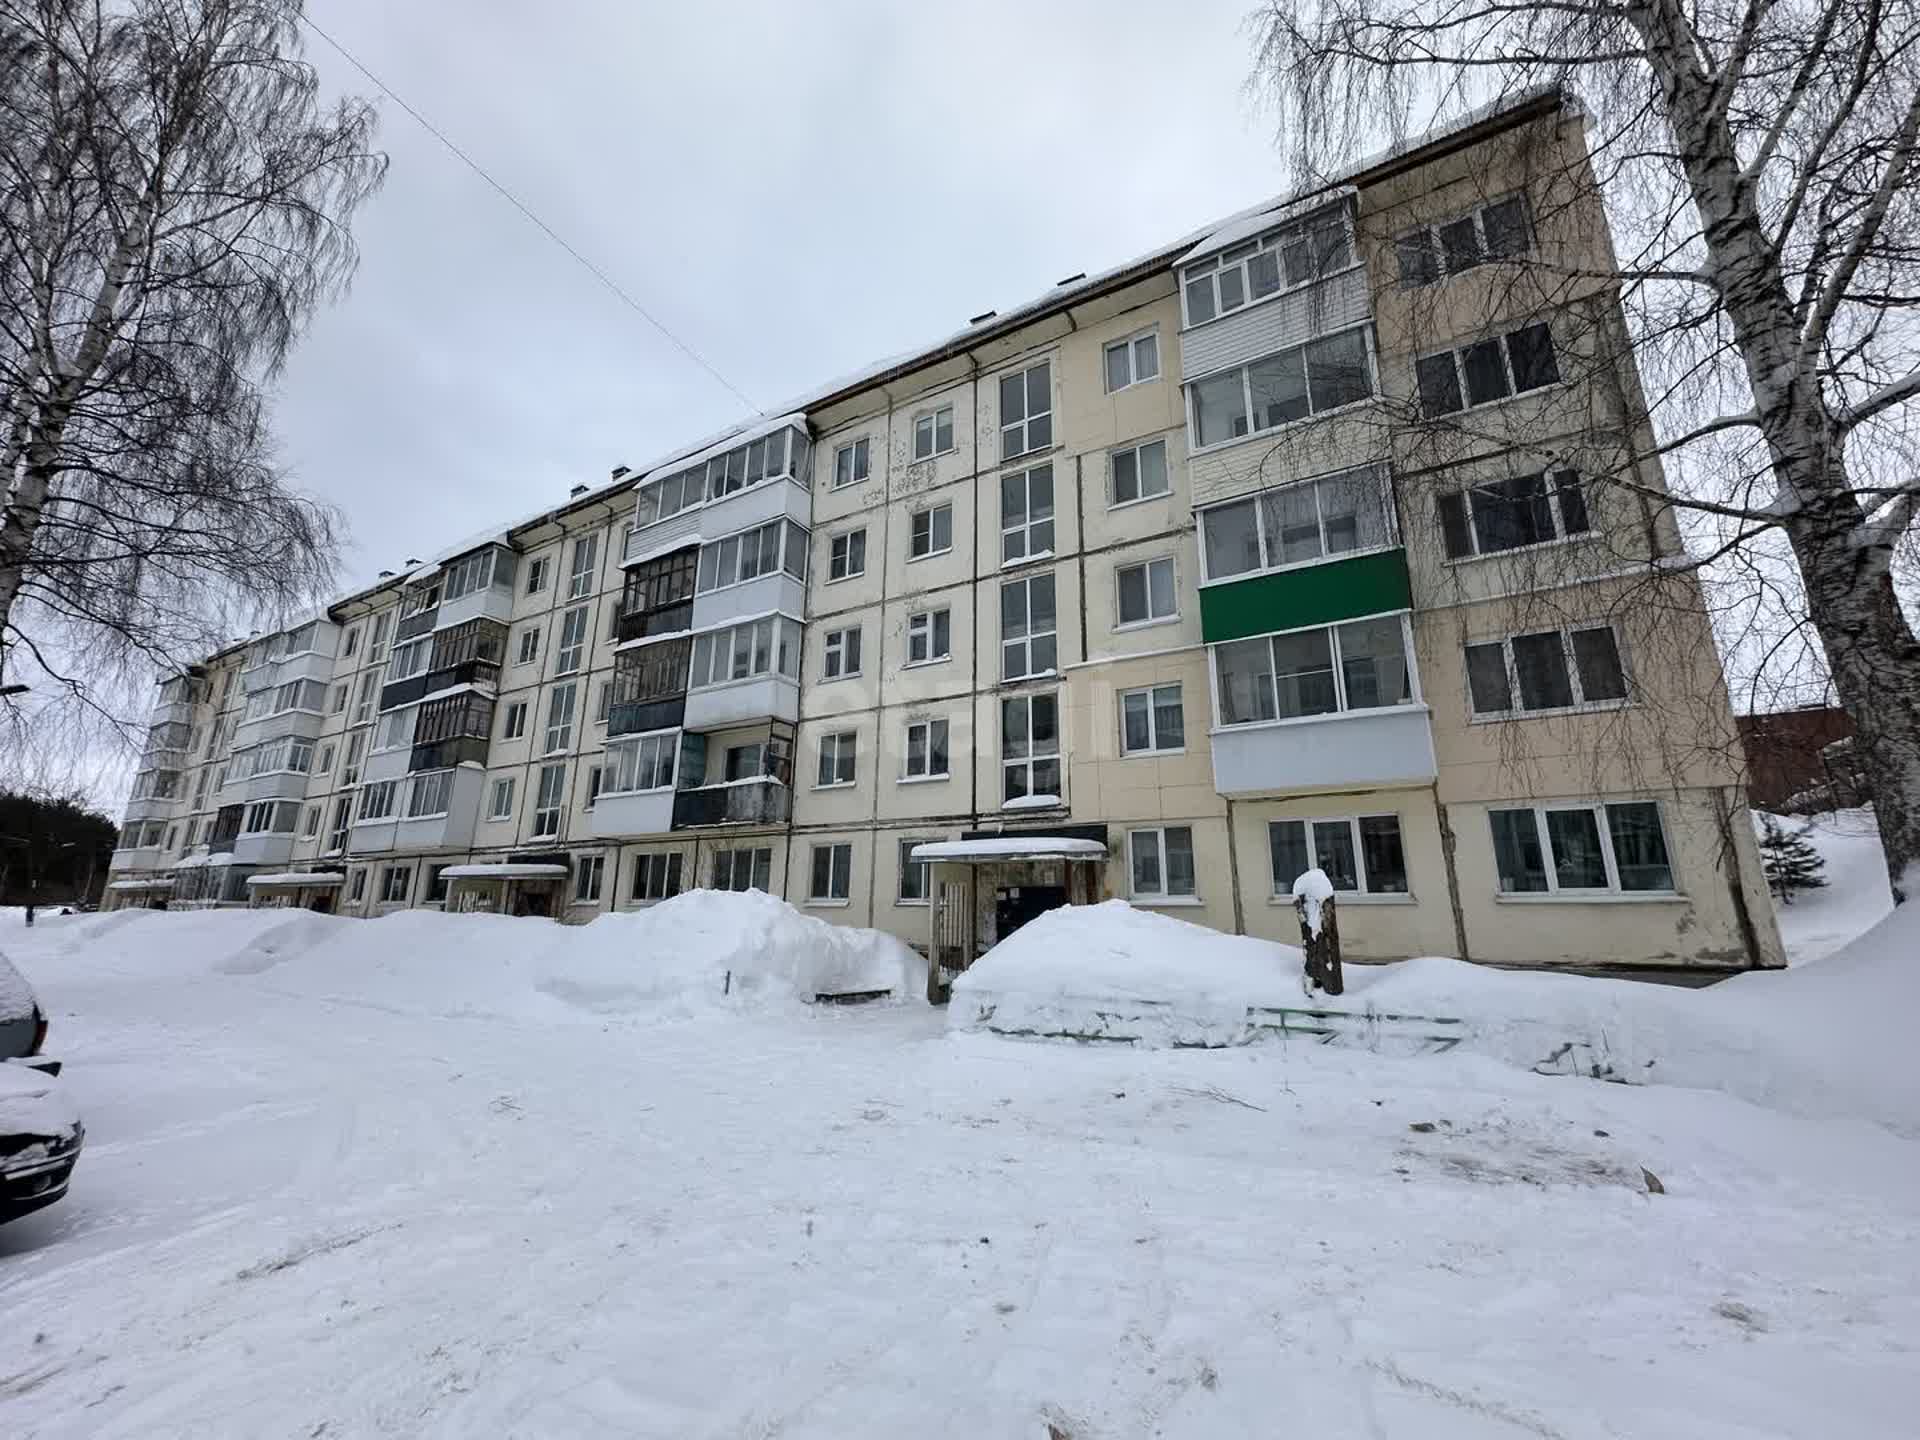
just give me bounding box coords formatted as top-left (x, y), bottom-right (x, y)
top-left (441, 863), bottom-right (570, 879)
top-left (108, 877), bottom-right (175, 891)
top-left (1177, 186), bottom-right (1358, 267)
top-left (911, 837), bottom-right (1108, 863)
top-left (632, 412), bottom-right (808, 489)
top-left (245, 871), bottom-right (345, 887)
top-left (171, 852), bottom-right (235, 870)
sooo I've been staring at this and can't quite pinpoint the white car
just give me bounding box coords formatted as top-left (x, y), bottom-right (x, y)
top-left (0, 950), bottom-right (82, 1223)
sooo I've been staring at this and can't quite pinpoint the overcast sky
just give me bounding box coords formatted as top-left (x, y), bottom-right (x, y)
top-left (278, 0), bottom-right (1290, 593)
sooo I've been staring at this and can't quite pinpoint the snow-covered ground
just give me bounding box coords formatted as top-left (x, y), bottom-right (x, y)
top-left (1760, 808), bottom-right (1896, 963)
top-left (2, 839), bottom-right (1915, 1437)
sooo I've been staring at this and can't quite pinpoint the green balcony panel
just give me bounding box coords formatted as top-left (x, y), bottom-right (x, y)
top-left (1199, 548), bottom-right (1412, 645)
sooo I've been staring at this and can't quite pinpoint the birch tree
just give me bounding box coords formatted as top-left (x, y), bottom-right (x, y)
top-left (1251, 0), bottom-right (1920, 900)
top-left (0, 0), bottom-right (383, 704)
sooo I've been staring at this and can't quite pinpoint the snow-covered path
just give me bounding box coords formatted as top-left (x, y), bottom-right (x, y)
top-left (3, 915), bottom-right (1917, 1438)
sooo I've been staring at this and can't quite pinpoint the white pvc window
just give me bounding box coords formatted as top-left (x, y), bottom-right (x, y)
top-left (1489, 802), bottom-right (1674, 895)
top-left (544, 682), bottom-right (577, 755)
top-left (1105, 331), bottom-right (1161, 392)
top-left (1119, 684), bottom-right (1184, 755)
top-left (1000, 573), bottom-right (1057, 679)
top-left (833, 437), bottom-right (870, 489)
top-left (1128, 826), bottom-right (1196, 899)
top-left (1000, 464), bottom-right (1054, 564)
top-left (1180, 209), bottom-right (1352, 326)
top-left (906, 608), bottom-right (950, 665)
top-left (1110, 439), bottom-right (1169, 506)
top-left (1116, 557), bottom-right (1177, 627)
top-left (998, 361), bottom-right (1052, 460)
top-left (1198, 465), bottom-right (1392, 580)
top-left (914, 406), bottom-right (955, 460)
top-left (904, 718), bottom-right (949, 779)
top-left (1465, 626), bottom-right (1628, 718)
top-left (533, 763), bottom-right (566, 838)
top-left (1214, 615), bottom-right (1416, 727)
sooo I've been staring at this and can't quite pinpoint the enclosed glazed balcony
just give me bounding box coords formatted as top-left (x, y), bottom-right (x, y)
top-left (422, 617), bottom-right (506, 695)
top-left (407, 689), bottom-right (494, 772)
top-left (623, 417), bottom-right (812, 564)
top-left (615, 547), bottom-right (696, 644)
top-left (430, 545), bottom-right (517, 632)
top-left (607, 636), bottom-right (691, 738)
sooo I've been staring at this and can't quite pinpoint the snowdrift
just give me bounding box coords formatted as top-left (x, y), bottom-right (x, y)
top-left (19, 892), bottom-right (924, 1024)
top-left (950, 898), bottom-right (1920, 1134)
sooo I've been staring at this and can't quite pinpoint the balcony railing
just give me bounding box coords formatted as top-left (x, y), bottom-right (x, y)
top-left (409, 734), bottom-right (489, 772)
top-left (608, 694), bottom-right (687, 739)
top-left (394, 607), bottom-right (438, 643)
top-left (615, 599), bottom-right (693, 645)
top-left (671, 777), bottom-right (790, 829)
top-left (422, 657), bottom-right (500, 696)
top-left (379, 674), bottom-right (431, 712)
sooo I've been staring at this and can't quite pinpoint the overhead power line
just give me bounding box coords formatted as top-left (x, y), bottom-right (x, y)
top-left (300, 15), bottom-right (759, 413)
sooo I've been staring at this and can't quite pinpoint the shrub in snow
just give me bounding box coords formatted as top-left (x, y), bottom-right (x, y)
top-left (1759, 815), bottom-right (1827, 904)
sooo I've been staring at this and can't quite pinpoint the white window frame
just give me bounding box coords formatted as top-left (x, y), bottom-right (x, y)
top-left (902, 718), bottom-right (950, 781)
top-left (533, 763), bottom-right (566, 838)
top-left (604, 730), bottom-right (678, 794)
top-left (1197, 464), bottom-right (1394, 583)
top-left (821, 626), bottom-right (862, 681)
top-left (1115, 556), bottom-right (1179, 629)
top-left (828, 528), bottom-right (867, 583)
top-left (908, 501), bottom-right (953, 560)
top-left (1211, 613), bottom-right (1421, 729)
top-left (999, 462), bottom-right (1055, 566)
top-left (897, 838), bottom-right (933, 905)
top-left (711, 846), bottom-right (771, 893)
top-left (808, 842), bottom-right (853, 904)
top-left (905, 608), bottom-right (951, 667)
top-left (832, 436), bottom-right (870, 489)
top-left (406, 768), bottom-right (453, 819)
top-left (1185, 325), bottom-right (1376, 453)
top-left (1104, 329), bottom-right (1161, 392)
top-left (1109, 438), bottom-right (1170, 508)
top-left (1267, 814), bottom-right (1410, 898)
top-left (816, 731), bottom-right (857, 788)
top-left (524, 555), bottom-right (550, 594)
top-left (998, 360), bottom-right (1053, 461)
top-left (1415, 321), bottom-right (1561, 418)
top-left (554, 605), bottom-right (589, 676)
top-left (913, 405), bottom-right (956, 461)
top-left (1464, 624), bottom-right (1630, 720)
top-left (1118, 683), bottom-right (1184, 756)
top-left (502, 701), bottom-right (528, 740)
top-left (379, 864), bottom-right (413, 905)
top-left (1127, 825), bottom-right (1197, 902)
top-left (567, 534), bottom-right (599, 600)
top-left (630, 851), bottom-right (684, 903)
top-left (544, 682), bottom-right (578, 755)
top-left (574, 854), bottom-right (605, 904)
top-left (999, 572), bottom-right (1058, 680)
top-left (1178, 208), bottom-right (1354, 327)
top-left (1488, 801), bottom-right (1677, 898)
top-left (1000, 692), bottom-right (1061, 805)
top-left (356, 779), bottom-right (398, 823)
top-left (515, 626), bottom-right (539, 666)
top-left (488, 777), bottom-right (516, 821)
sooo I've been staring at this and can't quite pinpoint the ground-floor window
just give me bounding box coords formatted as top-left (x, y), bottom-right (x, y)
top-left (898, 839), bottom-right (931, 904)
top-left (632, 852), bottom-right (685, 902)
top-left (574, 854), bottom-right (604, 904)
top-left (1489, 801), bottom-right (1673, 895)
top-left (426, 864), bottom-right (451, 905)
top-left (379, 864), bottom-right (413, 904)
top-left (1128, 826), bottom-right (1196, 899)
top-left (348, 868), bottom-right (367, 903)
top-left (712, 846), bottom-right (770, 892)
top-left (810, 842), bottom-right (852, 902)
top-left (1269, 815), bottom-right (1408, 895)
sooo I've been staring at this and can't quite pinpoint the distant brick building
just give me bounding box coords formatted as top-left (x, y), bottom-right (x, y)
top-left (1737, 707), bottom-right (1855, 811)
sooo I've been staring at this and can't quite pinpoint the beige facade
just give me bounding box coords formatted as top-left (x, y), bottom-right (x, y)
top-left (106, 88), bottom-right (1782, 977)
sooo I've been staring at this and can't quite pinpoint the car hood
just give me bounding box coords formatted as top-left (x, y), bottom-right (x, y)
top-left (0, 1062), bottom-right (80, 1142)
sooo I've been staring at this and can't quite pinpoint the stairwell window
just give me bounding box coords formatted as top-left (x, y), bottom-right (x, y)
top-left (828, 528), bottom-right (867, 582)
top-left (1000, 573), bottom-right (1057, 679)
top-left (1110, 439), bottom-right (1169, 506)
top-left (822, 626), bottom-right (862, 681)
top-left (1000, 463), bottom-right (1054, 564)
top-left (1128, 826), bottom-right (1196, 901)
top-left (817, 731), bottom-right (857, 788)
top-left (533, 763), bottom-right (566, 838)
top-left (1490, 802), bottom-right (1674, 895)
top-left (809, 842), bottom-right (853, 903)
top-left (999, 360), bottom-right (1052, 460)
top-left (545, 683), bottom-right (577, 754)
top-left (369, 611), bottom-right (391, 663)
top-left (1116, 557), bottom-right (1177, 628)
top-left (1269, 816), bottom-right (1408, 896)
top-left (913, 405), bottom-right (955, 460)
top-left (1001, 692), bottom-right (1060, 804)
top-left (1417, 321), bottom-right (1561, 416)
top-left (555, 606), bottom-right (589, 675)
top-left (906, 608), bottom-right (950, 665)
top-left (568, 535), bottom-right (599, 599)
top-left (903, 718), bottom-right (949, 780)
top-left (1105, 331), bottom-right (1160, 392)
top-left (1465, 625), bottom-right (1628, 718)
top-left (353, 673), bottom-right (376, 724)
top-left (1188, 327), bottom-right (1373, 449)
top-left (1439, 471), bottom-right (1590, 559)
top-left (909, 502), bottom-right (952, 560)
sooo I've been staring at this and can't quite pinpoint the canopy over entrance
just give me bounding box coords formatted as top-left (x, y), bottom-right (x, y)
top-left (245, 872), bottom-right (345, 888)
top-left (915, 833), bottom-right (1110, 1002)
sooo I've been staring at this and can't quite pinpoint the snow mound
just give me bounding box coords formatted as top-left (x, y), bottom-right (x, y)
top-left (0, 1061), bottom-right (80, 1141)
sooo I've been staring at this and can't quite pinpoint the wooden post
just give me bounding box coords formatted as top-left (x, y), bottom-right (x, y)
top-left (1294, 892), bottom-right (1344, 996)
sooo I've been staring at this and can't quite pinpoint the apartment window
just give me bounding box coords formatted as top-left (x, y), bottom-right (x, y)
top-left (906, 608), bottom-right (950, 665)
top-left (1269, 816), bottom-right (1408, 895)
top-left (425, 865), bottom-right (451, 906)
top-left (828, 528), bottom-right (867, 582)
top-left (1119, 684), bottom-right (1184, 755)
top-left (568, 534), bottom-right (600, 599)
top-left (353, 672), bottom-right (376, 724)
top-left (909, 502), bottom-right (953, 560)
top-left (913, 405), bottom-right (955, 460)
top-left (379, 865), bottom-right (412, 904)
top-left (533, 763), bottom-right (566, 838)
top-left (1417, 321), bottom-right (1561, 416)
top-left (1116, 557), bottom-right (1177, 627)
top-left (1199, 465), bottom-right (1390, 579)
top-left (688, 617), bottom-right (801, 688)
top-left (999, 361), bottom-right (1052, 459)
top-left (515, 627), bottom-right (539, 666)
top-left (1396, 193), bottom-right (1531, 286)
top-left (374, 707), bottom-right (415, 753)
top-left (1180, 209), bottom-right (1351, 325)
top-left (606, 731), bottom-right (677, 792)
top-left (525, 555), bottom-right (550, 594)
top-left (1000, 573), bottom-right (1057, 679)
top-left (316, 741), bottom-right (335, 778)
top-left (809, 843), bottom-right (852, 902)
top-left (898, 839), bottom-right (932, 904)
top-left (1105, 330), bottom-right (1160, 392)
top-left (1439, 471), bottom-right (1590, 559)
top-left (502, 701), bottom-right (528, 740)
top-left (406, 768), bottom-right (453, 818)
top-left (712, 846), bottom-right (771, 893)
top-left (1466, 626), bottom-right (1628, 717)
top-left (817, 731), bottom-right (857, 787)
top-left (329, 682), bottom-right (348, 715)
top-left (545, 683), bottom-right (577, 754)
top-left (1111, 438), bottom-right (1170, 506)
top-left (555, 606), bottom-right (589, 675)
top-left (1000, 463), bottom-right (1054, 563)
top-left (356, 780), bottom-right (398, 822)
top-left (1491, 802), bottom-right (1673, 895)
top-left (595, 680), bottom-right (612, 724)
top-left (368, 611), bottom-right (391, 662)
top-left (386, 638), bottom-right (430, 685)
top-left (488, 777), bottom-right (516, 820)
top-left (833, 437), bottom-right (870, 489)
top-left (822, 626), bottom-right (862, 680)
top-left (1129, 826), bottom-right (1196, 900)
top-left (574, 854), bottom-right (605, 904)
top-left (1001, 692), bottom-right (1060, 803)
top-left (1214, 616), bottom-right (1415, 726)
top-left (904, 718), bottom-right (949, 780)
top-left (631, 852), bottom-right (684, 902)
top-left (342, 625), bottom-right (361, 659)
top-left (1189, 327), bottom-right (1373, 448)
top-left (349, 869), bottom-right (367, 903)
top-left (697, 519), bottom-right (798, 592)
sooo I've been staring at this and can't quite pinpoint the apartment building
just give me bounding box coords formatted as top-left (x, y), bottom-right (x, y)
top-left (105, 87), bottom-right (1784, 978)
